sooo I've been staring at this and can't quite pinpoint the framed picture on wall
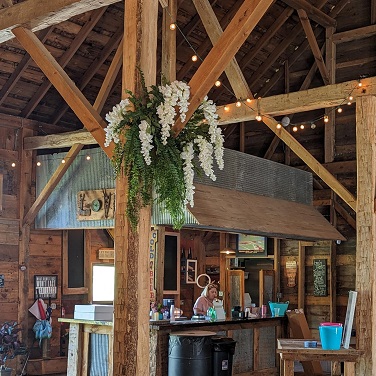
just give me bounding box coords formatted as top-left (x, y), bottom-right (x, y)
top-left (236, 234), bottom-right (267, 258)
top-left (186, 259), bottom-right (197, 284)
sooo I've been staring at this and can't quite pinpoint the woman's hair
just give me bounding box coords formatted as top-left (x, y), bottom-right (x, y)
top-left (201, 283), bottom-right (219, 297)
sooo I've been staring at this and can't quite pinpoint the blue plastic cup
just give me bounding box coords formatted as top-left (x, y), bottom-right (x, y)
top-left (319, 325), bottom-right (343, 350)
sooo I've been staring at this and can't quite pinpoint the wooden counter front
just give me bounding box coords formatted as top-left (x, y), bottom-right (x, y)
top-left (60, 316), bottom-right (285, 376)
top-left (150, 316), bottom-right (286, 376)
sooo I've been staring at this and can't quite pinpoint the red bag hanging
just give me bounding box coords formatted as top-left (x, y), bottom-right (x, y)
top-left (37, 298), bottom-right (47, 320)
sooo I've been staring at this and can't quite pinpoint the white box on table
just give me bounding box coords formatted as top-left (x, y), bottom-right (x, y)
top-left (74, 304), bottom-right (114, 321)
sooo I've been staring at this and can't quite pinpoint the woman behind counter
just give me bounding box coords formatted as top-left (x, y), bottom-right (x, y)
top-left (193, 283), bottom-right (218, 315)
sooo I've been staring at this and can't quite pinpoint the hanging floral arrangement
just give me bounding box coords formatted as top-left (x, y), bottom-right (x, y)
top-left (104, 73), bottom-right (224, 230)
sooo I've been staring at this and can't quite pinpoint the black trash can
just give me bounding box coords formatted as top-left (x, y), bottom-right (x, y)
top-left (212, 336), bottom-right (237, 376)
top-left (168, 330), bottom-right (216, 376)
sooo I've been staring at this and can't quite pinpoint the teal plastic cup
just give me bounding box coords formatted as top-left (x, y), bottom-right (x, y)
top-left (319, 324), bottom-right (343, 350)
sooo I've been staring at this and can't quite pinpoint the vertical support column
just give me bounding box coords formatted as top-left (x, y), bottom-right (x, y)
top-left (298, 242), bottom-right (306, 310)
top-left (161, 0), bottom-right (177, 81)
top-left (113, 1), bottom-right (158, 375)
top-left (355, 95), bottom-right (376, 375)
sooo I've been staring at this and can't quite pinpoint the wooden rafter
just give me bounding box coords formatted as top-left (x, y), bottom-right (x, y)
top-left (51, 28), bottom-right (123, 124)
top-left (282, 0), bottom-right (336, 27)
top-left (0, 27), bottom-right (53, 107)
top-left (172, 0), bottom-right (274, 135)
top-left (13, 27), bottom-right (113, 157)
top-left (0, 0), bottom-right (119, 44)
top-left (212, 6), bottom-right (294, 102)
top-left (297, 9), bottom-right (330, 85)
top-left (20, 7), bottom-right (106, 118)
top-left (176, 1), bottom-right (241, 82)
top-left (192, 0), bottom-right (253, 100)
top-left (333, 24), bottom-right (376, 43)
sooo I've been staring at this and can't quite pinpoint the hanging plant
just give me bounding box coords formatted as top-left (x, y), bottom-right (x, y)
top-left (104, 72), bottom-right (224, 230)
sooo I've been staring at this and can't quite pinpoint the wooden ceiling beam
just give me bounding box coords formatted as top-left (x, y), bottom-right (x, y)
top-left (51, 28), bottom-right (123, 124)
top-left (333, 24), bottom-right (376, 44)
top-left (297, 9), bottom-right (330, 85)
top-left (0, 0), bottom-right (119, 44)
top-left (192, 0), bottom-right (253, 100)
top-left (20, 7), bottom-right (106, 118)
top-left (24, 76), bottom-right (376, 149)
top-left (282, 0), bottom-right (336, 27)
top-left (261, 116), bottom-right (356, 211)
top-left (172, 0), bottom-right (274, 135)
top-left (13, 26), bottom-right (113, 157)
top-left (0, 27), bottom-right (53, 107)
top-left (213, 6), bottom-right (294, 102)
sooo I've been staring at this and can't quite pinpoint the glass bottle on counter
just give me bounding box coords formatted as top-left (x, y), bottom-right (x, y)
top-left (187, 247), bottom-right (193, 259)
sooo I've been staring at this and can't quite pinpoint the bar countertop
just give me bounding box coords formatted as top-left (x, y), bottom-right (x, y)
top-left (149, 315), bottom-right (285, 331)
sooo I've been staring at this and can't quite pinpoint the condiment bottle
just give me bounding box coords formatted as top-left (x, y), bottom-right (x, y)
top-left (170, 304), bottom-right (175, 322)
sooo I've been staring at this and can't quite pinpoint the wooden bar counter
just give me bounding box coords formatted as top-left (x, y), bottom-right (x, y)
top-left (60, 316), bottom-right (285, 376)
top-left (150, 316), bottom-right (286, 376)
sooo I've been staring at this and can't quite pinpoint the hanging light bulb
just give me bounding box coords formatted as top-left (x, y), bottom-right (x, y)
top-left (214, 80), bottom-right (221, 87)
top-left (36, 161), bottom-right (41, 167)
top-left (255, 114), bottom-right (262, 121)
top-left (191, 55), bottom-right (198, 62)
top-left (61, 159), bottom-right (66, 164)
top-left (276, 123), bottom-right (282, 129)
top-left (246, 98), bottom-right (252, 103)
top-left (281, 116), bottom-right (290, 127)
top-left (11, 162), bottom-right (16, 168)
top-left (224, 106), bottom-right (229, 112)
top-left (292, 126), bottom-right (298, 132)
top-left (169, 23), bottom-right (176, 30)
top-left (358, 80), bottom-right (362, 87)
top-left (300, 124), bottom-right (305, 130)
top-left (86, 155), bottom-right (91, 161)
top-left (236, 101), bottom-right (241, 107)
top-left (337, 107), bottom-right (343, 113)
top-left (311, 123), bottom-right (316, 129)
top-left (324, 115), bottom-right (329, 123)
top-left (349, 96), bottom-right (353, 101)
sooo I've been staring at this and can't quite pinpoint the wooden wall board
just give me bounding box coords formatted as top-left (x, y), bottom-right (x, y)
top-left (0, 194), bottom-right (17, 218)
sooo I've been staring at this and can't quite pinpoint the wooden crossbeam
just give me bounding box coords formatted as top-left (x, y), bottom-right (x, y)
top-left (24, 76), bottom-right (376, 150)
top-left (193, 0), bottom-right (253, 100)
top-left (0, 0), bottom-right (119, 44)
top-left (282, 0), bottom-right (336, 27)
top-left (172, 0), bottom-right (274, 135)
top-left (298, 9), bottom-right (330, 85)
top-left (261, 116), bottom-right (357, 211)
top-left (13, 26), bottom-right (113, 157)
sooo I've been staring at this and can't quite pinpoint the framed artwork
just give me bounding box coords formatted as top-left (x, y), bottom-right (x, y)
top-left (34, 275), bottom-right (58, 299)
top-left (186, 259), bottom-right (197, 284)
top-left (236, 234), bottom-right (267, 258)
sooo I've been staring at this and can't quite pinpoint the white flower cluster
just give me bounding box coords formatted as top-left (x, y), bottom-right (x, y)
top-left (104, 99), bottom-right (130, 147)
top-left (104, 81), bottom-right (225, 211)
top-left (156, 80), bottom-right (190, 145)
top-left (139, 120), bottom-right (154, 165)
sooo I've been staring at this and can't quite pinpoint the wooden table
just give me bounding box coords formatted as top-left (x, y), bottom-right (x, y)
top-left (277, 339), bottom-right (363, 376)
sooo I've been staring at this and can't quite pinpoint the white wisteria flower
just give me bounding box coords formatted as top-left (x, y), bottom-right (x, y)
top-left (104, 73), bottom-right (224, 230)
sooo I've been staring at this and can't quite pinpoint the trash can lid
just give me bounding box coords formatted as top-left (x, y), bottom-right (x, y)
top-left (171, 330), bottom-right (217, 337)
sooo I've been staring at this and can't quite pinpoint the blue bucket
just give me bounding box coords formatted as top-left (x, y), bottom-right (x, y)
top-left (319, 325), bottom-right (343, 350)
top-left (268, 301), bottom-right (289, 317)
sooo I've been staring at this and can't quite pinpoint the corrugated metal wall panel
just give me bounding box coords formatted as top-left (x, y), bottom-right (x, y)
top-left (35, 148), bottom-right (115, 229)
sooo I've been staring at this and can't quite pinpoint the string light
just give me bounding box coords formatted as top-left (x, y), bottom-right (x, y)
top-left (36, 161), bottom-right (41, 166)
top-left (61, 159), bottom-right (66, 164)
top-left (167, 13), bottom-right (364, 134)
top-left (86, 155), bottom-right (91, 161)
top-left (11, 162), bottom-right (16, 167)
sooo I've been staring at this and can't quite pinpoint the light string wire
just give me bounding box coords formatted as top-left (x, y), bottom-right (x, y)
top-left (167, 12), bottom-right (365, 130)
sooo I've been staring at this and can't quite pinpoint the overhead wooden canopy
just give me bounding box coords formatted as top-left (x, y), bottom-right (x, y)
top-left (188, 183), bottom-right (346, 242)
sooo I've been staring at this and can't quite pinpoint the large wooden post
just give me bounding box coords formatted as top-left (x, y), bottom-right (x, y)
top-left (355, 95), bottom-right (376, 375)
top-left (113, 1), bottom-right (158, 375)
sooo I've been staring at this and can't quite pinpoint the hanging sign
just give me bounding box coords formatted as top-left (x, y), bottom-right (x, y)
top-left (149, 230), bottom-right (158, 300)
top-left (34, 275), bottom-right (58, 299)
top-left (313, 259), bottom-right (327, 296)
top-left (285, 260), bottom-right (297, 287)
top-left (0, 274), bottom-right (4, 287)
